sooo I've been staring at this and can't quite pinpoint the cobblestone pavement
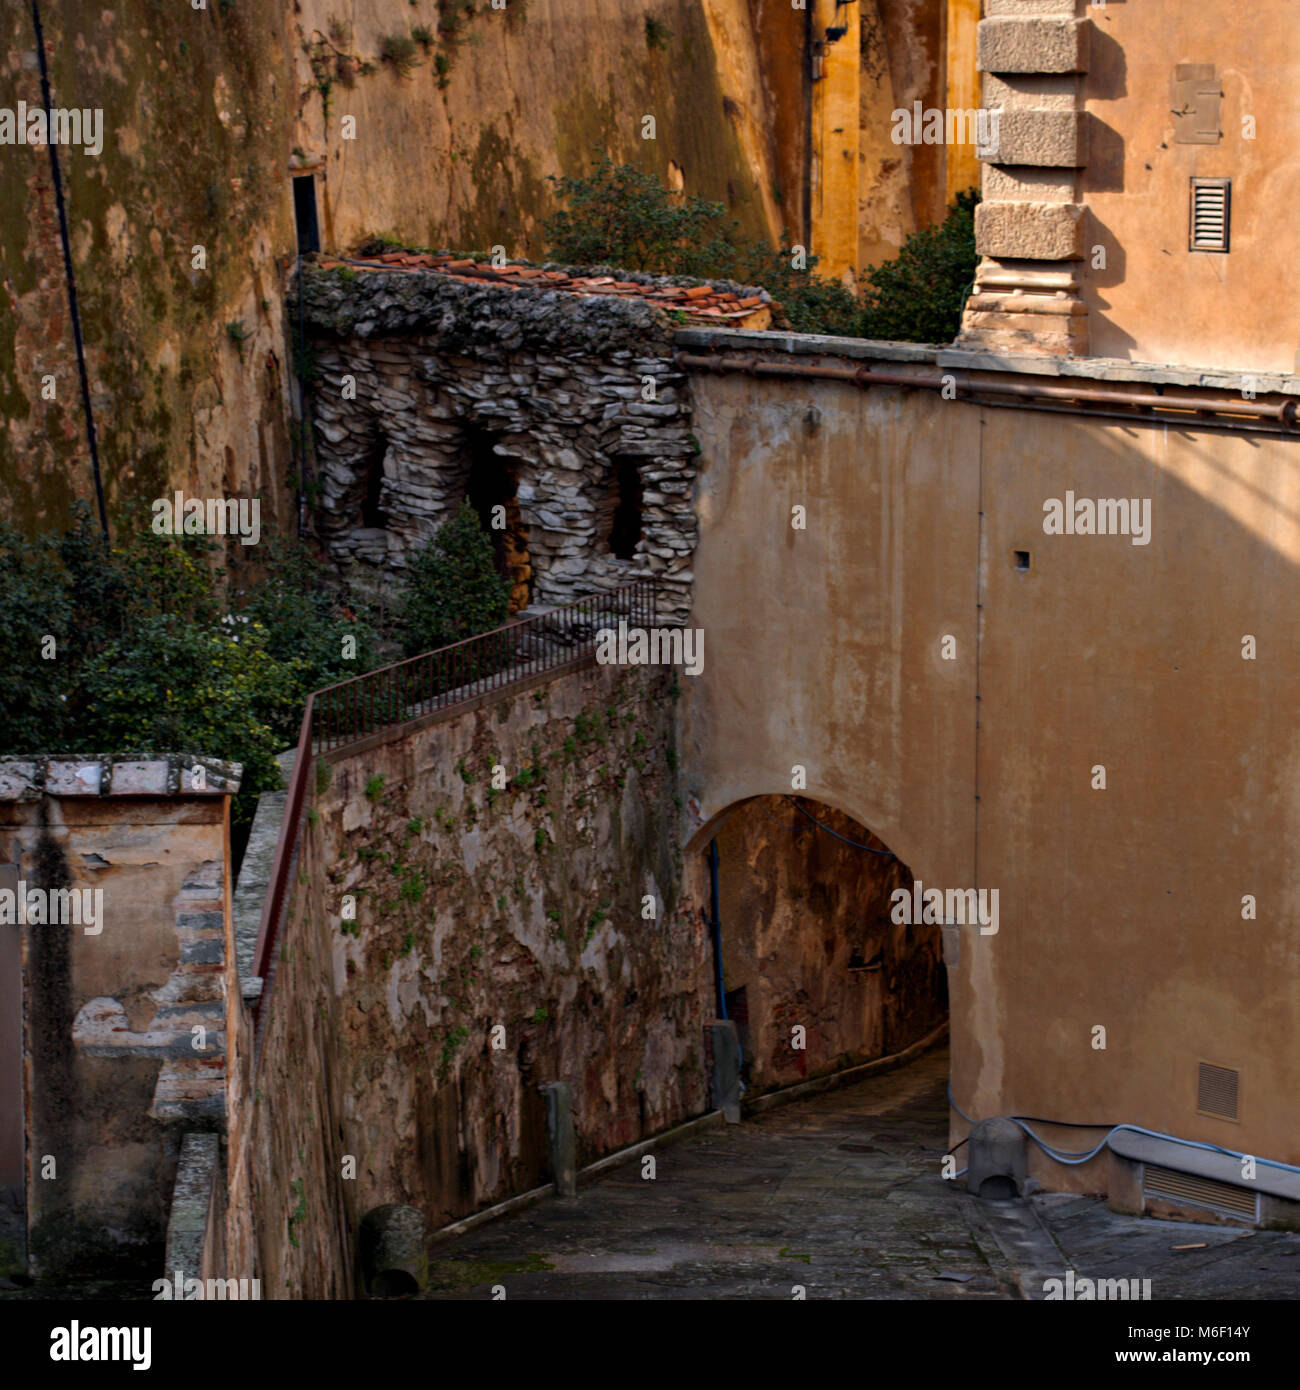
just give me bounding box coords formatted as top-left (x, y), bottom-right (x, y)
top-left (420, 1047), bottom-right (1300, 1301)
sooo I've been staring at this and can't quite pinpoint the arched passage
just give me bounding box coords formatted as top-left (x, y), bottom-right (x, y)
top-left (699, 795), bottom-right (947, 1097)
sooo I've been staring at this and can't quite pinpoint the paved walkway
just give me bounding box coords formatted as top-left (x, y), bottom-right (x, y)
top-left (419, 1047), bottom-right (1300, 1300)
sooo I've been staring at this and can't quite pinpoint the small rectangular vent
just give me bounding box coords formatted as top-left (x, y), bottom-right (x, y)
top-left (1197, 1061), bottom-right (1239, 1120)
top-left (1190, 179), bottom-right (1230, 252)
top-left (1143, 1165), bottom-right (1257, 1221)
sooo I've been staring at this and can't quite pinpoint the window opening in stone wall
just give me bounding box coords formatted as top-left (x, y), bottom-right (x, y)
top-left (292, 174), bottom-right (321, 255)
top-left (360, 433), bottom-right (389, 529)
top-left (464, 431), bottom-right (532, 613)
top-left (604, 457), bottom-right (644, 560)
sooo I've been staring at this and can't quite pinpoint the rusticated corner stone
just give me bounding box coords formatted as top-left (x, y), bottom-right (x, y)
top-left (976, 201), bottom-right (1086, 261)
top-left (986, 0), bottom-right (1076, 15)
top-left (978, 17), bottom-right (1089, 75)
top-left (982, 109), bottom-right (1087, 168)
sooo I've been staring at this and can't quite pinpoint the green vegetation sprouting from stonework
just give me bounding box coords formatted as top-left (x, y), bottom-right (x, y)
top-left (543, 156), bottom-right (979, 343)
top-left (398, 500), bottom-right (512, 657)
top-left (0, 505), bottom-right (379, 822)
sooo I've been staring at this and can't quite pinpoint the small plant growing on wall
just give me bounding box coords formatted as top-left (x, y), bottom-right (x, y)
top-left (379, 32), bottom-right (421, 77)
top-left (225, 320), bottom-right (253, 359)
top-left (364, 774), bottom-right (387, 801)
top-left (644, 16), bottom-right (673, 50)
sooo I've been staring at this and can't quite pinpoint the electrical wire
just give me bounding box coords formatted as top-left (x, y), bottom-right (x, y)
top-left (781, 797), bottom-right (897, 858)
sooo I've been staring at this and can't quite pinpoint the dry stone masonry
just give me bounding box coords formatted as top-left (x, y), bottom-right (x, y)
top-left (296, 265), bottom-right (710, 625)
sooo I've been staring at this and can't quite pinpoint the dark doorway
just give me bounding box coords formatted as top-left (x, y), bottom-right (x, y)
top-left (606, 457), bottom-right (643, 560)
top-left (360, 433), bottom-right (389, 529)
top-left (464, 432), bottom-right (531, 612)
top-left (292, 174), bottom-right (321, 255)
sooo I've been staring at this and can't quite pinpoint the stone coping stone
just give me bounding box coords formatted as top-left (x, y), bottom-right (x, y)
top-left (0, 755), bottom-right (242, 800)
top-left (162, 1132), bottom-right (219, 1281)
top-left (1109, 1129), bottom-right (1300, 1203)
top-left (232, 748), bottom-right (295, 984)
top-left (673, 326), bottom-right (1300, 397)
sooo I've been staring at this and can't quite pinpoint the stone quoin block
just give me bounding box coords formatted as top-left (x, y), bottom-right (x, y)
top-left (975, 200), bottom-right (1086, 260)
top-left (981, 109), bottom-right (1087, 168)
top-left (978, 17), bottom-right (1090, 75)
top-left (985, 0), bottom-right (1076, 16)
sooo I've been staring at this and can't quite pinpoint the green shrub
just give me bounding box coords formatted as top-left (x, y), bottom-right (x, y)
top-left (378, 32), bottom-right (421, 77)
top-left (543, 156), bottom-right (979, 343)
top-left (859, 188), bottom-right (979, 344)
top-left (0, 510), bottom-right (372, 822)
top-left (398, 501), bottom-right (511, 657)
top-left (543, 156), bottom-right (858, 336)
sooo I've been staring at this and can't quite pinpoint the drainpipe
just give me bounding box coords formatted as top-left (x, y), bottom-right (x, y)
top-left (709, 838), bottom-right (725, 1020)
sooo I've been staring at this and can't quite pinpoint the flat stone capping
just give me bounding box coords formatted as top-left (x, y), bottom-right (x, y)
top-left (743, 1021), bottom-right (949, 1117)
top-left (1108, 1129), bottom-right (1300, 1204)
top-left (163, 1132), bottom-right (219, 1281)
top-left (232, 748), bottom-right (295, 984)
top-left (0, 755), bottom-right (242, 800)
top-left (673, 326), bottom-right (1300, 397)
top-left (427, 1108), bottom-right (726, 1247)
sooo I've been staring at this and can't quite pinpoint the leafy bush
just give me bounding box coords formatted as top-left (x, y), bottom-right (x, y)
top-left (859, 188), bottom-right (979, 345)
top-left (543, 156), bottom-right (979, 343)
top-left (398, 501), bottom-right (511, 657)
top-left (544, 156), bottom-right (859, 336)
top-left (378, 32), bottom-right (420, 77)
top-left (0, 511), bottom-right (374, 820)
top-left (544, 157), bottom-right (739, 281)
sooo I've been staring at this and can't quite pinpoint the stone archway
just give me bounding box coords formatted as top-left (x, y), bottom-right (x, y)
top-left (696, 795), bottom-right (947, 1098)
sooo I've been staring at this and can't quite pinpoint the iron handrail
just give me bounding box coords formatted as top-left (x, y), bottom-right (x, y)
top-left (251, 579), bottom-right (657, 1040)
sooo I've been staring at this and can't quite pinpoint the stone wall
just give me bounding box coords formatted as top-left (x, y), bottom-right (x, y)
top-left (225, 661), bottom-right (712, 1297)
top-left (0, 755), bottom-right (241, 1281)
top-left (298, 266), bottom-right (701, 623)
top-left (713, 796), bottom-right (945, 1095)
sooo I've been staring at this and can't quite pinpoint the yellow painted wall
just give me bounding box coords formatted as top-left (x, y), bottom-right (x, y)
top-left (1082, 0), bottom-right (1300, 372)
top-left (683, 369), bottom-right (1300, 1190)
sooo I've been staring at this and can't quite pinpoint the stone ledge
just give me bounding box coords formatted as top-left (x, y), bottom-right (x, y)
top-left (163, 1133), bottom-right (219, 1281)
top-left (0, 755), bottom-right (243, 799)
top-left (674, 326), bottom-right (1300, 397)
top-left (978, 17), bottom-right (1089, 75)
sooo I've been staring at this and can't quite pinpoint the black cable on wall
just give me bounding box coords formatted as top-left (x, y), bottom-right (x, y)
top-left (31, 0), bottom-right (110, 544)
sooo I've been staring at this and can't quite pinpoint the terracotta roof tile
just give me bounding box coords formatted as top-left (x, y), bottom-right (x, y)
top-left (322, 252), bottom-right (772, 328)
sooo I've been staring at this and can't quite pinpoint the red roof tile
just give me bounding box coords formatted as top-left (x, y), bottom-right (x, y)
top-left (322, 253), bottom-right (773, 328)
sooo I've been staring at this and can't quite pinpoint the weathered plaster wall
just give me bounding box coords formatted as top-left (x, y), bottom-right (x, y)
top-left (0, 757), bottom-right (239, 1280)
top-left (681, 360), bottom-right (1300, 1196)
top-left (0, 0), bottom-right (297, 535)
top-left (291, 0), bottom-right (778, 259)
top-left (1080, 0), bottom-right (1300, 372)
top-left (229, 662), bottom-right (711, 1297)
top-left (713, 796), bottom-right (944, 1094)
top-left (298, 267), bottom-right (700, 621)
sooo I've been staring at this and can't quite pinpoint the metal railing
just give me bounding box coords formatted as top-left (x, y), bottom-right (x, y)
top-left (251, 579), bottom-right (657, 1039)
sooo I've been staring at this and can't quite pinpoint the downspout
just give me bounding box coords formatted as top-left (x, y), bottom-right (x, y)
top-left (709, 838), bottom-right (725, 1019)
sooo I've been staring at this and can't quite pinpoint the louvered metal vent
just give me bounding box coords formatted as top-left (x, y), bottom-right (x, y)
top-left (1190, 179), bottom-right (1231, 252)
top-left (1143, 1165), bottom-right (1257, 1221)
top-left (1197, 1061), bottom-right (1239, 1120)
